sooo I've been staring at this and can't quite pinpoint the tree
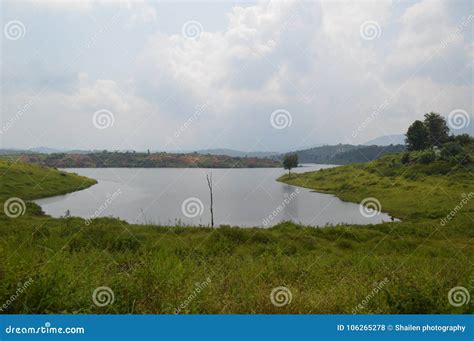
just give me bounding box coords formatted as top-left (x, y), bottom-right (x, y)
top-left (423, 112), bottom-right (449, 147)
top-left (283, 153), bottom-right (298, 176)
top-left (206, 173), bottom-right (214, 227)
top-left (417, 150), bottom-right (436, 164)
top-left (440, 141), bottom-right (470, 164)
top-left (401, 152), bottom-right (411, 164)
top-left (454, 134), bottom-right (473, 146)
top-left (405, 120), bottom-right (429, 151)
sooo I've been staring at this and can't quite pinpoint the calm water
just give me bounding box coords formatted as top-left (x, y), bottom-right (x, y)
top-left (34, 165), bottom-right (395, 227)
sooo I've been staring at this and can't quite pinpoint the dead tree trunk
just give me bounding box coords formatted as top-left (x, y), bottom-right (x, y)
top-left (206, 173), bottom-right (214, 227)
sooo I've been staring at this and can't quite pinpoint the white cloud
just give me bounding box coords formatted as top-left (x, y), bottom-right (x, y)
top-left (27, 0), bottom-right (157, 24)
top-left (1, 0), bottom-right (472, 150)
top-left (387, 0), bottom-right (467, 69)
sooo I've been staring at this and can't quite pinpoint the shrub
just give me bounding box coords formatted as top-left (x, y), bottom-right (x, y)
top-left (385, 284), bottom-right (440, 313)
top-left (441, 142), bottom-right (470, 164)
top-left (401, 153), bottom-right (411, 164)
top-left (454, 134), bottom-right (473, 145)
top-left (336, 240), bottom-right (353, 249)
top-left (441, 142), bottom-right (463, 158)
top-left (109, 237), bottom-right (141, 252)
top-left (417, 150), bottom-right (436, 164)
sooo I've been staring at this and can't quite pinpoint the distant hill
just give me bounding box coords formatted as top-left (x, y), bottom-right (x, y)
top-left (12, 151), bottom-right (281, 168)
top-left (364, 135), bottom-right (405, 146)
top-left (0, 149), bottom-right (26, 155)
top-left (29, 147), bottom-right (63, 154)
top-left (365, 121), bottom-right (473, 146)
top-left (286, 144), bottom-right (405, 165)
top-left (196, 148), bottom-right (279, 158)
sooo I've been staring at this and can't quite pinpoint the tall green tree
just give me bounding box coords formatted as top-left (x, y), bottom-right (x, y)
top-left (423, 112), bottom-right (449, 147)
top-left (283, 153), bottom-right (298, 176)
top-left (406, 120), bottom-right (429, 151)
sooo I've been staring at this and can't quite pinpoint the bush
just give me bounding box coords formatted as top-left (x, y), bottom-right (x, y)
top-left (441, 142), bottom-right (463, 158)
top-left (401, 153), bottom-right (411, 164)
top-left (454, 134), bottom-right (473, 146)
top-left (441, 142), bottom-right (470, 164)
top-left (417, 150), bottom-right (436, 164)
top-left (109, 237), bottom-right (141, 252)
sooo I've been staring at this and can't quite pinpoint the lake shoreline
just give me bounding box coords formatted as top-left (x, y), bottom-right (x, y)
top-left (34, 165), bottom-right (394, 227)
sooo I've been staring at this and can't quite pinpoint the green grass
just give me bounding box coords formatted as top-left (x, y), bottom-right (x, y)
top-left (0, 157), bottom-right (473, 314)
top-left (0, 159), bottom-right (96, 201)
top-left (278, 154), bottom-right (474, 222)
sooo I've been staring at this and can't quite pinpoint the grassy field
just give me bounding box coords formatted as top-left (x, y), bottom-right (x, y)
top-left (0, 156), bottom-right (473, 314)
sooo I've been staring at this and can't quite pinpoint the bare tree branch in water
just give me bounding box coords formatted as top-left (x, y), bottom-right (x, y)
top-left (206, 173), bottom-right (214, 227)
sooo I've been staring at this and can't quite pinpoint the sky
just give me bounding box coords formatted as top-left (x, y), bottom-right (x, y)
top-left (1, 0), bottom-right (472, 153)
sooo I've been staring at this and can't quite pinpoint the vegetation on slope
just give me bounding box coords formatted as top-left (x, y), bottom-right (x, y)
top-left (279, 147), bottom-right (474, 222)
top-left (0, 160), bottom-right (96, 216)
top-left (1, 217), bottom-right (472, 314)
top-left (281, 114), bottom-right (474, 222)
top-left (287, 144), bottom-right (405, 165)
top-left (7, 151), bottom-right (281, 169)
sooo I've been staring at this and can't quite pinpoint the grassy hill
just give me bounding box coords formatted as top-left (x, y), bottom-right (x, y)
top-left (0, 154), bottom-right (473, 314)
top-left (279, 151), bottom-right (474, 222)
top-left (287, 144), bottom-right (405, 165)
top-left (0, 160), bottom-right (95, 202)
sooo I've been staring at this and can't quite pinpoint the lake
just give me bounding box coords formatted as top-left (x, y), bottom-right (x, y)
top-left (34, 165), bottom-right (395, 227)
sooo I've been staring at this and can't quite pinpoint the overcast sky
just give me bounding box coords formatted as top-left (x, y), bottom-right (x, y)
top-left (1, 0), bottom-right (472, 152)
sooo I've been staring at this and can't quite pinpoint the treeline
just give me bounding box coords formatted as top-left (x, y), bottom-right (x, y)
top-left (404, 112), bottom-right (473, 165)
top-left (16, 152), bottom-right (281, 168)
top-left (286, 144), bottom-right (405, 165)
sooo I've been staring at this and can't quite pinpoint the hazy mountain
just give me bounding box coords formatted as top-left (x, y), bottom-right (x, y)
top-left (364, 119), bottom-right (473, 147)
top-left (29, 147), bottom-right (63, 154)
top-left (196, 148), bottom-right (279, 158)
top-left (364, 135), bottom-right (405, 146)
top-left (0, 149), bottom-right (26, 155)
